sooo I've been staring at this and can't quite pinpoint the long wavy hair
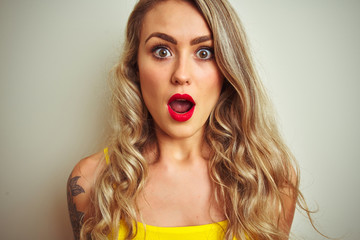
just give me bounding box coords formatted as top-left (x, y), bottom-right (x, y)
top-left (81, 0), bottom-right (311, 239)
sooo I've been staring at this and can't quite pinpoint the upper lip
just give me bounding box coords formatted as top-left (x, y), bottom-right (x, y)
top-left (167, 93), bottom-right (195, 105)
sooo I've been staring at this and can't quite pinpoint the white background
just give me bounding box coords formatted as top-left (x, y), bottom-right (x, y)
top-left (0, 1), bottom-right (359, 239)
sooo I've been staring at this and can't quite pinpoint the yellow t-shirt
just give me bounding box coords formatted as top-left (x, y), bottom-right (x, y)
top-left (109, 220), bottom-right (233, 240)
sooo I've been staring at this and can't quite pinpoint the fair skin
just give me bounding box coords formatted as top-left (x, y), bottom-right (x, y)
top-left (67, 0), bottom-right (296, 239)
top-left (135, 0), bottom-right (224, 226)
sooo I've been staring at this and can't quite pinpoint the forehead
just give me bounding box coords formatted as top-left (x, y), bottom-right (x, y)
top-left (140, 0), bottom-right (211, 41)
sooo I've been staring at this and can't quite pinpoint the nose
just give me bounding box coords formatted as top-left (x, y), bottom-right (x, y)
top-left (171, 56), bottom-right (191, 85)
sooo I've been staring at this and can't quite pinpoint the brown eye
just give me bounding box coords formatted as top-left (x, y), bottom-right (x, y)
top-left (154, 48), bottom-right (171, 58)
top-left (196, 49), bottom-right (213, 60)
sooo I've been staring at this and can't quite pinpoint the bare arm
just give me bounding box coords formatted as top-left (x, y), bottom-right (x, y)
top-left (66, 151), bottom-right (105, 240)
top-left (278, 168), bottom-right (298, 239)
top-left (279, 186), bottom-right (297, 237)
top-left (67, 174), bottom-right (86, 240)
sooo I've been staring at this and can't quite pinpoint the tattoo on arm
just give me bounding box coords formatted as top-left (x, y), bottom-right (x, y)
top-left (67, 175), bottom-right (85, 240)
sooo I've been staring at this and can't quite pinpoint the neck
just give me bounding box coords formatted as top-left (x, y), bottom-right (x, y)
top-left (149, 126), bottom-right (210, 166)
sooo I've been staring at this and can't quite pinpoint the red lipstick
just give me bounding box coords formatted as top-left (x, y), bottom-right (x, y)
top-left (167, 93), bottom-right (195, 122)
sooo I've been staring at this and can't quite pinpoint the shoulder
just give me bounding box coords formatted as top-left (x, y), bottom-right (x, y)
top-left (70, 151), bottom-right (106, 187)
top-left (67, 150), bottom-right (106, 239)
top-left (67, 150), bottom-right (106, 210)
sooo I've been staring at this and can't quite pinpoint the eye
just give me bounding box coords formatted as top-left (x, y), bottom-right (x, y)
top-left (153, 47), bottom-right (172, 58)
top-left (196, 48), bottom-right (213, 60)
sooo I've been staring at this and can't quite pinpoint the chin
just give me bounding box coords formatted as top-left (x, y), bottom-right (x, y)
top-left (156, 123), bottom-right (205, 140)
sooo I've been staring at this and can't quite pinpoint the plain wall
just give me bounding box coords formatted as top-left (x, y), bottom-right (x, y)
top-left (0, 1), bottom-right (359, 239)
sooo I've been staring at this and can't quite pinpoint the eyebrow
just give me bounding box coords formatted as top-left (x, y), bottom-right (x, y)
top-left (145, 32), bottom-right (177, 44)
top-left (145, 32), bottom-right (212, 45)
top-left (190, 35), bottom-right (212, 45)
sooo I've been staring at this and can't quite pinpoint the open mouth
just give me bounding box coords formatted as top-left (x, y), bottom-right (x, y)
top-left (167, 94), bottom-right (195, 122)
top-left (169, 99), bottom-right (194, 113)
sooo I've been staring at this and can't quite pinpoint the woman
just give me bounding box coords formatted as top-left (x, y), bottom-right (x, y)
top-left (67, 0), bottom-right (301, 239)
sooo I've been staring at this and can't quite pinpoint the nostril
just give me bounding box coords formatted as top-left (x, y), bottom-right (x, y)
top-left (172, 75), bottom-right (191, 85)
top-left (172, 63), bottom-right (191, 84)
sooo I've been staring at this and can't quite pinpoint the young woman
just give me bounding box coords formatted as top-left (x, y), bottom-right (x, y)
top-left (67, 0), bottom-right (301, 239)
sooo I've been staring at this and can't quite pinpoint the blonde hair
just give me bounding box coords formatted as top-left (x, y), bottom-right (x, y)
top-left (81, 0), bottom-right (310, 239)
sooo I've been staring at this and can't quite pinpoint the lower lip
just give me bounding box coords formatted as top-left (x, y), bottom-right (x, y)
top-left (167, 105), bottom-right (195, 122)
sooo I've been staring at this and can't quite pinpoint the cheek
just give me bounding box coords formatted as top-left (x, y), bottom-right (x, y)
top-left (139, 63), bottom-right (158, 97)
top-left (201, 67), bottom-right (223, 94)
top-left (138, 63), bottom-right (168, 114)
top-left (198, 68), bottom-right (223, 113)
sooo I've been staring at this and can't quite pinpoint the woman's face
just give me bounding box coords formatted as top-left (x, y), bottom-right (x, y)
top-left (137, 0), bottom-right (223, 139)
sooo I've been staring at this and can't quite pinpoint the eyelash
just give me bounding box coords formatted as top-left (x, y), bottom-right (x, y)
top-left (151, 45), bottom-right (172, 59)
top-left (195, 47), bottom-right (214, 61)
top-left (150, 44), bottom-right (214, 61)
